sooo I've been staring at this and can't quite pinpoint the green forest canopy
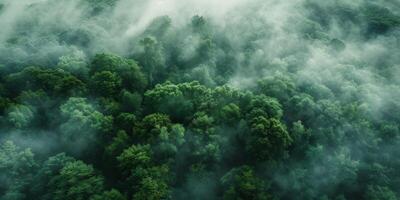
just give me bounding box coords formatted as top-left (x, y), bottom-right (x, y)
top-left (0, 0), bottom-right (400, 199)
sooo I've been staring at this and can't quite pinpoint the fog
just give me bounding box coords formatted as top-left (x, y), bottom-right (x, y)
top-left (0, 0), bottom-right (399, 199)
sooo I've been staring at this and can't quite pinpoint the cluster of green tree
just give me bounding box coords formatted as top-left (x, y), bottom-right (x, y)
top-left (0, 0), bottom-right (399, 200)
top-left (0, 53), bottom-right (398, 199)
top-left (0, 53), bottom-right (293, 199)
top-left (304, 1), bottom-right (400, 36)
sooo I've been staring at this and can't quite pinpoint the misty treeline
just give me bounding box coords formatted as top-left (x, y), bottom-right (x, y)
top-left (0, 0), bottom-right (400, 199)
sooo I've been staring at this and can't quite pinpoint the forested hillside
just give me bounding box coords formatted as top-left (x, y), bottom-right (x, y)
top-left (0, 0), bottom-right (400, 199)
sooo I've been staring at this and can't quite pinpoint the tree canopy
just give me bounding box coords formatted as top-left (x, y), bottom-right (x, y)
top-left (0, 1), bottom-right (400, 199)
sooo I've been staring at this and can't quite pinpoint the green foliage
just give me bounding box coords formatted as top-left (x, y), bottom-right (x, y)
top-left (258, 75), bottom-right (296, 102)
top-left (246, 95), bottom-right (283, 120)
top-left (139, 37), bottom-right (166, 85)
top-left (16, 90), bottom-right (48, 108)
top-left (90, 71), bottom-right (122, 96)
top-left (30, 153), bottom-right (76, 199)
top-left (144, 82), bottom-right (194, 121)
top-left (144, 16), bottom-right (172, 38)
top-left (120, 90), bottom-right (142, 113)
top-left (48, 161), bottom-right (104, 200)
top-left (288, 93), bottom-right (318, 123)
top-left (117, 144), bottom-right (152, 175)
top-left (191, 15), bottom-right (211, 36)
top-left (0, 141), bottom-right (37, 175)
top-left (84, 0), bottom-right (119, 14)
top-left (115, 112), bottom-right (136, 132)
top-left (330, 38), bottom-right (346, 51)
top-left (105, 130), bottom-right (131, 159)
top-left (0, 4), bottom-right (400, 200)
top-left (139, 113), bottom-right (172, 141)
top-left (129, 164), bottom-right (171, 200)
top-left (191, 112), bottom-right (215, 135)
top-left (60, 97), bottom-right (112, 133)
top-left (7, 105), bottom-right (34, 128)
top-left (221, 166), bottom-right (271, 200)
top-left (132, 176), bottom-right (170, 200)
top-left (57, 51), bottom-right (89, 79)
top-left (90, 54), bottom-right (147, 92)
top-left (90, 189), bottom-right (127, 200)
top-left (219, 103), bottom-right (241, 124)
top-left (246, 117), bottom-right (292, 161)
top-left (6, 67), bottom-right (86, 96)
top-left (153, 124), bottom-right (185, 160)
top-left (0, 97), bottom-right (12, 115)
top-left (0, 141), bottom-right (37, 200)
top-left (363, 4), bottom-right (400, 35)
top-left (365, 185), bottom-right (397, 200)
top-left (59, 97), bottom-right (113, 151)
top-left (289, 121), bottom-right (311, 157)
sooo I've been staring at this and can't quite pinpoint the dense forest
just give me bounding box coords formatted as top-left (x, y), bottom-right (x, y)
top-left (0, 0), bottom-right (400, 199)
